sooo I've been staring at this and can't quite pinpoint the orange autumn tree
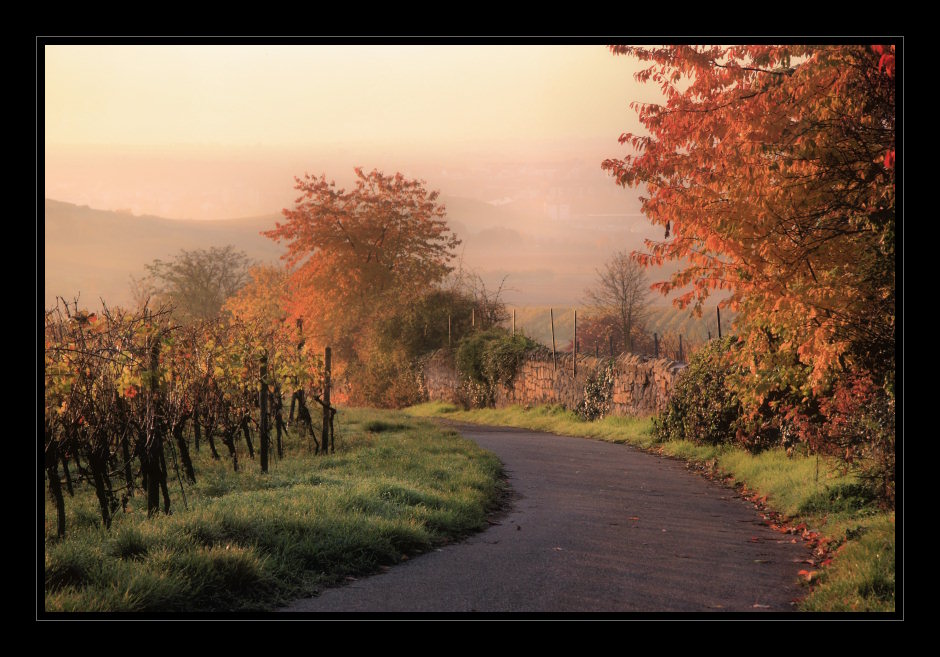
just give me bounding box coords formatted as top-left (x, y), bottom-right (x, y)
top-left (603, 45), bottom-right (896, 479)
top-left (223, 265), bottom-right (291, 331)
top-left (264, 168), bottom-right (461, 401)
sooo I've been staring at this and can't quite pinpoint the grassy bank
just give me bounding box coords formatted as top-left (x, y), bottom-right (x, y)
top-left (44, 408), bottom-right (503, 613)
top-left (407, 401), bottom-right (895, 612)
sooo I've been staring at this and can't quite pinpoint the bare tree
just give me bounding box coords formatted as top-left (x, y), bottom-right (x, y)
top-left (141, 246), bottom-right (253, 323)
top-left (444, 254), bottom-right (510, 330)
top-left (584, 251), bottom-right (651, 353)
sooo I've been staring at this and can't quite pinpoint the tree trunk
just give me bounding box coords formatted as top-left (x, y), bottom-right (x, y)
top-left (329, 408), bottom-right (335, 453)
top-left (241, 417), bottom-right (255, 459)
top-left (60, 453), bottom-right (74, 497)
top-left (222, 429), bottom-right (239, 472)
top-left (172, 420), bottom-right (197, 484)
top-left (274, 384), bottom-right (284, 459)
top-left (121, 432), bottom-right (134, 497)
top-left (296, 392), bottom-right (320, 454)
top-left (322, 346), bottom-right (332, 454)
top-left (46, 441), bottom-right (66, 538)
top-left (144, 442), bottom-right (162, 518)
top-left (193, 407), bottom-right (202, 453)
top-left (159, 449), bottom-right (172, 515)
top-left (145, 340), bottom-right (163, 517)
top-left (89, 450), bottom-right (113, 529)
top-left (206, 422), bottom-right (220, 460)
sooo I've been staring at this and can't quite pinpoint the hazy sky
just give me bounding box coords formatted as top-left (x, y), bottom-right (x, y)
top-left (44, 44), bottom-right (658, 219)
top-left (44, 43), bottom-right (680, 308)
top-left (46, 45), bottom-right (652, 148)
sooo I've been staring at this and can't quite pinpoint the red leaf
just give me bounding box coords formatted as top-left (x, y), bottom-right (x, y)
top-left (884, 149), bottom-right (895, 169)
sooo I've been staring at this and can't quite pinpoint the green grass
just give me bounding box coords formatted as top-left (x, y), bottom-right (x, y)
top-left (406, 401), bottom-right (896, 613)
top-left (44, 408), bottom-right (503, 613)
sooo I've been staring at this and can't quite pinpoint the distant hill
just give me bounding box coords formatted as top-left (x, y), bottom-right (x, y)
top-left (43, 197), bottom-right (700, 313)
top-left (43, 199), bottom-right (285, 309)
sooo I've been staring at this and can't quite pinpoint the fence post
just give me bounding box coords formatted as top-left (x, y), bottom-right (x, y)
top-left (717, 307), bottom-right (722, 339)
top-left (512, 309), bottom-right (515, 337)
top-left (448, 314), bottom-right (451, 347)
top-left (678, 334), bottom-right (683, 362)
top-left (550, 307), bottom-right (557, 373)
top-left (472, 308), bottom-right (475, 329)
top-left (573, 310), bottom-right (577, 378)
top-left (654, 332), bottom-right (659, 359)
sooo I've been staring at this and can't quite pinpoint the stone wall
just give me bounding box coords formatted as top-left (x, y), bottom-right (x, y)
top-left (422, 347), bottom-right (685, 417)
top-left (423, 349), bottom-right (463, 404)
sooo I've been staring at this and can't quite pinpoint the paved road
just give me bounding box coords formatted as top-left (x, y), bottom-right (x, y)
top-left (282, 422), bottom-right (810, 613)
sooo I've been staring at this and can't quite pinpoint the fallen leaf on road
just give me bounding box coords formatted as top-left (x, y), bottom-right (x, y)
top-left (553, 547), bottom-right (564, 551)
top-left (629, 516), bottom-right (640, 521)
top-left (752, 603), bottom-right (771, 609)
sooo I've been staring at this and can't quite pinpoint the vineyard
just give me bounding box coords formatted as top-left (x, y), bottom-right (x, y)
top-left (43, 298), bottom-right (334, 539)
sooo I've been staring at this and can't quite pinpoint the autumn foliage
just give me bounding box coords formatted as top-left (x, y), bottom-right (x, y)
top-left (44, 298), bottom-right (324, 536)
top-left (265, 169), bottom-right (460, 356)
top-left (264, 168), bottom-right (463, 405)
top-left (604, 45), bottom-right (896, 501)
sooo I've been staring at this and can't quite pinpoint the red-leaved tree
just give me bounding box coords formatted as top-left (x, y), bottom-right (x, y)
top-left (603, 45), bottom-right (896, 499)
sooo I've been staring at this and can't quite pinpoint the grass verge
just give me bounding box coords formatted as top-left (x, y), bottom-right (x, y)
top-left (44, 407), bottom-right (503, 613)
top-left (406, 401), bottom-right (896, 612)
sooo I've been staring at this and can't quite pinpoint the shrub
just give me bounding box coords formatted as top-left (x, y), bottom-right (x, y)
top-left (653, 336), bottom-right (743, 446)
top-left (346, 345), bottom-right (425, 409)
top-left (576, 361), bottom-right (614, 421)
top-left (783, 370), bottom-right (895, 507)
top-left (455, 330), bottom-right (539, 408)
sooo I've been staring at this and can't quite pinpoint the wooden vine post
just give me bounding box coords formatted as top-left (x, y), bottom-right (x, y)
top-left (145, 337), bottom-right (165, 518)
top-left (550, 307), bottom-right (557, 373)
top-left (259, 351), bottom-right (270, 473)
top-left (322, 346), bottom-right (332, 454)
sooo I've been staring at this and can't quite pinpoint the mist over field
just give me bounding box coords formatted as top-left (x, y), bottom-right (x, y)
top-left (44, 148), bottom-right (681, 310)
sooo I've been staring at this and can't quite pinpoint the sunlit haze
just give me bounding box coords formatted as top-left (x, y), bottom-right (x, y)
top-left (44, 44), bottom-right (671, 308)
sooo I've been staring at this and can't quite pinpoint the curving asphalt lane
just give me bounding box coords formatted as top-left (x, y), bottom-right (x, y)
top-left (281, 422), bottom-right (810, 613)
